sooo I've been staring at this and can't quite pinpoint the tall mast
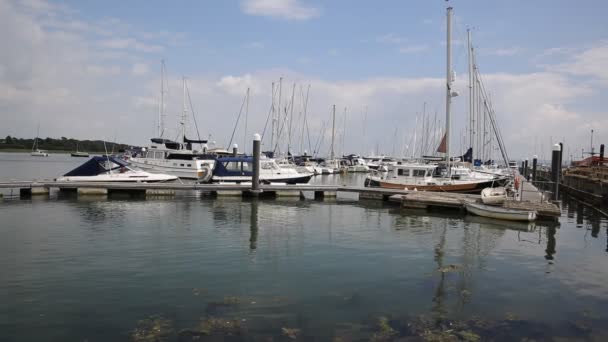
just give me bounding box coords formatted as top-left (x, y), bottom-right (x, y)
top-left (270, 82), bottom-right (275, 150)
top-left (342, 107), bottom-right (347, 156)
top-left (181, 77), bottom-right (187, 142)
top-left (158, 60), bottom-right (165, 137)
top-left (276, 77), bottom-right (283, 153)
top-left (467, 29), bottom-right (474, 156)
top-left (445, 5), bottom-right (453, 173)
top-left (288, 83), bottom-right (295, 155)
top-left (244, 87), bottom-right (250, 153)
top-left (330, 105), bottom-right (336, 160)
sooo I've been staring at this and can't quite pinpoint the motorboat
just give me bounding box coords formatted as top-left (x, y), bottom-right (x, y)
top-left (209, 156), bottom-right (312, 184)
top-left (129, 137), bottom-right (216, 182)
top-left (314, 159), bottom-right (340, 175)
top-left (57, 156), bottom-right (178, 183)
top-left (342, 156), bottom-right (370, 173)
top-left (465, 202), bottom-right (537, 222)
top-left (481, 187), bottom-right (507, 205)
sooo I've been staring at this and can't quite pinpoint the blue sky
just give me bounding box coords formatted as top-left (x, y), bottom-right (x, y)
top-left (1, 0), bottom-right (607, 159)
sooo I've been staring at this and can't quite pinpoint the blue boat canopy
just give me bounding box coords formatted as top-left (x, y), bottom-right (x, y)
top-left (63, 156), bottom-right (129, 176)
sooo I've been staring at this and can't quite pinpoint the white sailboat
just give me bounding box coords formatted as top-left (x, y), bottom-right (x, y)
top-left (31, 124), bottom-right (48, 157)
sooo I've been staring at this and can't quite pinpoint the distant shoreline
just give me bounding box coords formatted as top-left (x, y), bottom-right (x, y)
top-left (0, 149), bottom-right (96, 154)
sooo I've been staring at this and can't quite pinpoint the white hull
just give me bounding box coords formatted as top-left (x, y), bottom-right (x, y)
top-left (31, 150), bottom-right (48, 157)
top-left (57, 171), bottom-right (177, 183)
top-left (347, 165), bottom-right (370, 173)
top-left (130, 157), bottom-right (213, 181)
top-left (465, 202), bottom-right (537, 222)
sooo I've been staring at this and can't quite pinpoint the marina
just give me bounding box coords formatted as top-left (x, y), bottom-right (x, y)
top-left (2, 0), bottom-right (608, 341)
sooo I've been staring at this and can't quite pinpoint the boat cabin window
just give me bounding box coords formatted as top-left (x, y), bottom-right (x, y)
top-left (224, 162), bottom-right (241, 172)
top-left (242, 162), bottom-right (252, 172)
top-left (261, 161), bottom-right (278, 170)
top-left (413, 169), bottom-right (427, 177)
top-left (397, 169), bottom-right (410, 176)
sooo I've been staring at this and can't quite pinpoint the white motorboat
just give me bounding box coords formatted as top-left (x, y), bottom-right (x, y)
top-left (481, 187), bottom-right (507, 205)
top-left (465, 202), bottom-right (537, 222)
top-left (57, 156), bottom-right (178, 183)
top-left (129, 138), bottom-right (216, 181)
top-left (209, 156), bottom-right (312, 184)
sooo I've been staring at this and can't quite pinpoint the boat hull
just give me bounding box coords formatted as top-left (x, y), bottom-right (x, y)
top-left (465, 202), bottom-right (537, 222)
top-left (365, 176), bottom-right (508, 194)
top-left (212, 174), bottom-right (313, 184)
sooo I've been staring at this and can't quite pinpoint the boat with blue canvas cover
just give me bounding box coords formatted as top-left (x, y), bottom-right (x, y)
top-left (57, 156), bottom-right (177, 183)
top-left (209, 156), bottom-right (312, 184)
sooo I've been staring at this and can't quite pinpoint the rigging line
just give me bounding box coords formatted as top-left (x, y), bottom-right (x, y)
top-left (185, 80), bottom-right (203, 143)
top-left (227, 92), bottom-right (248, 149)
top-left (261, 83), bottom-right (278, 143)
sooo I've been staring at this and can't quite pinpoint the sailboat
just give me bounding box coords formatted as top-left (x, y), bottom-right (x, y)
top-left (71, 142), bottom-right (89, 157)
top-left (31, 124), bottom-right (49, 157)
top-left (314, 105), bottom-right (341, 174)
top-left (364, 5), bottom-right (507, 193)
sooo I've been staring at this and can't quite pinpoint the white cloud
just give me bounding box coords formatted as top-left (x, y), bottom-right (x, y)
top-left (131, 63), bottom-right (149, 76)
top-left (551, 41), bottom-right (608, 83)
top-left (480, 47), bottom-right (521, 57)
top-left (98, 38), bottom-right (164, 53)
top-left (377, 33), bottom-right (427, 54)
top-left (241, 0), bottom-right (320, 20)
top-left (86, 65), bottom-right (121, 76)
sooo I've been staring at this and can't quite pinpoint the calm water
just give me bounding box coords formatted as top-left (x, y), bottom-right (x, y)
top-left (1, 153), bottom-right (608, 341)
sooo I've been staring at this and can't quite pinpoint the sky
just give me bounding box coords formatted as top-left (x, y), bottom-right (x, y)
top-left (1, 0), bottom-right (607, 161)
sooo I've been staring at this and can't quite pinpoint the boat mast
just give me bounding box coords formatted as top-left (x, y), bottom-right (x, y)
top-left (467, 29), bottom-right (474, 158)
top-left (270, 82), bottom-right (275, 151)
top-left (445, 5), bottom-right (453, 174)
top-left (181, 77), bottom-right (187, 142)
top-left (158, 60), bottom-right (165, 138)
top-left (330, 105), bottom-right (336, 160)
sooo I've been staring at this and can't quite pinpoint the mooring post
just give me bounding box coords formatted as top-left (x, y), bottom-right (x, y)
top-left (251, 134), bottom-right (261, 194)
top-left (532, 155), bottom-right (538, 182)
top-left (524, 159), bottom-right (529, 180)
top-left (551, 144), bottom-right (561, 201)
top-left (559, 142), bottom-right (563, 170)
top-left (232, 144), bottom-right (238, 157)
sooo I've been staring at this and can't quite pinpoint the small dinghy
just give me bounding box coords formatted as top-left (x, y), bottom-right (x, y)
top-left (481, 187), bottom-right (507, 205)
top-left (465, 202), bottom-right (537, 222)
top-left (57, 156), bottom-right (177, 183)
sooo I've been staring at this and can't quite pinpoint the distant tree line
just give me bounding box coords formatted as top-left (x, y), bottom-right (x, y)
top-left (1, 136), bottom-right (131, 152)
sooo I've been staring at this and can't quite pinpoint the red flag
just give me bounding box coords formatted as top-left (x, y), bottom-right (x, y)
top-left (436, 133), bottom-right (447, 153)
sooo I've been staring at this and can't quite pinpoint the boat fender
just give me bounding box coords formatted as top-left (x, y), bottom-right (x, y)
top-left (514, 177), bottom-right (520, 190)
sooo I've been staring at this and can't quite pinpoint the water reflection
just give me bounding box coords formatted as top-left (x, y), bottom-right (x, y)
top-left (249, 200), bottom-right (258, 251)
top-left (545, 226), bottom-right (557, 260)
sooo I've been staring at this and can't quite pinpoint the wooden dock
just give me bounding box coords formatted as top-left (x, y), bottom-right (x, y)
top-left (0, 180), bottom-right (561, 219)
